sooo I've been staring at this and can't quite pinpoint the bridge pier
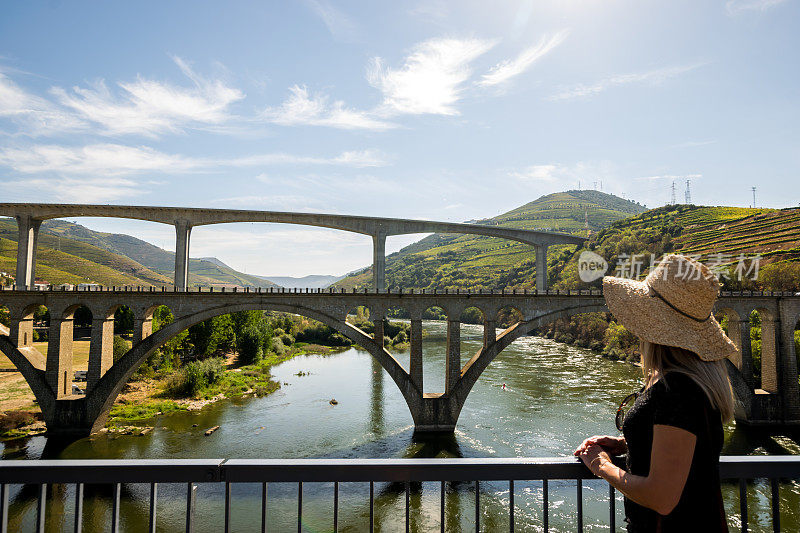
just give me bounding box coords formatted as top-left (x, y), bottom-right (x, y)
top-left (483, 319), bottom-right (496, 348)
top-left (87, 316), bottom-right (114, 392)
top-left (445, 320), bottom-right (460, 393)
top-left (372, 232), bottom-right (386, 292)
top-left (728, 317), bottom-right (755, 388)
top-left (174, 220), bottom-right (192, 291)
top-left (14, 215), bottom-right (41, 291)
top-left (535, 244), bottom-right (548, 292)
top-left (46, 316), bottom-right (74, 398)
top-left (410, 319), bottom-right (423, 390)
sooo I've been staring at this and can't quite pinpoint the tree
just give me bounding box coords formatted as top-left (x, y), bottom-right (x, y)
top-left (188, 314), bottom-right (235, 358)
top-left (114, 306), bottom-right (134, 334)
top-left (237, 325), bottom-right (264, 365)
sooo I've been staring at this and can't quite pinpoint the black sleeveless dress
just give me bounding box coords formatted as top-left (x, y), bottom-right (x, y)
top-left (621, 372), bottom-right (726, 532)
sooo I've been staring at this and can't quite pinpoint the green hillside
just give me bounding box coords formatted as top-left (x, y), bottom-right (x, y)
top-left (0, 218), bottom-right (277, 288)
top-left (551, 204), bottom-right (800, 291)
top-left (333, 190), bottom-right (646, 292)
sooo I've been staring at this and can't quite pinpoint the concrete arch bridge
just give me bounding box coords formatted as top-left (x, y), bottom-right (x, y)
top-left (0, 289), bottom-right (797, 437)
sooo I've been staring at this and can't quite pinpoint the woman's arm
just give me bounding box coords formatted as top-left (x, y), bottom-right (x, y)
top-left (575, 435), bottom-right (627, 456)
top-left (577, 425), bottom-right (696, 516)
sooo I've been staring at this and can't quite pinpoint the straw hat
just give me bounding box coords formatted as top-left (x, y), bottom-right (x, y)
top-left (602, 254), bottom-right (737, 362)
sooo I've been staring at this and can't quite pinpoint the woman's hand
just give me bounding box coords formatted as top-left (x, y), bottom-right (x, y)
top-left (576, 444), bottom-right (612, 478)
top-left (574, 435), bottom-right (627, 456)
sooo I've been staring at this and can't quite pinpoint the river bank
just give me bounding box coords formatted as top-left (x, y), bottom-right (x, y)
top-left (0, 342), bottom-right (342, 440)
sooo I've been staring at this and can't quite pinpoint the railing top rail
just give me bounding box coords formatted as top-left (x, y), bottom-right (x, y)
top-left (1, 456), bottom-right (798, 484)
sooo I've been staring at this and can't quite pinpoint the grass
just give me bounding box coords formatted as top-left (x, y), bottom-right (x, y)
top-left (0, 340), bottom-right (91, 370)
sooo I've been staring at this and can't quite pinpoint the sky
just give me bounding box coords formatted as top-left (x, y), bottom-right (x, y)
top-left (1, 0), bottom-right (798, 277)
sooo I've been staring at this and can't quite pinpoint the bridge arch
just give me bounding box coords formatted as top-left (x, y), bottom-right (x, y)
top-left (86, 302), bottom-right (414, 432)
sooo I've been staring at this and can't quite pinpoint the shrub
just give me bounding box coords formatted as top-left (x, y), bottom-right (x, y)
top-left (113, 335), bottom-right (131, 362)
top-left (280, 333), bottom-right (295, 346)
top-left (166, 357), bottom-right (226, 398)
top-left (271, 337), bottom-right (287, 355)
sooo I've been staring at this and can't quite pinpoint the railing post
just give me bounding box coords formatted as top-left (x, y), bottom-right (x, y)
top-left (14, 215), bottom-right (41, 291)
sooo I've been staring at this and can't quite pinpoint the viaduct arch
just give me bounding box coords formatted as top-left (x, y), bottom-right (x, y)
top-left (1, 290), bottom-right (797, 437)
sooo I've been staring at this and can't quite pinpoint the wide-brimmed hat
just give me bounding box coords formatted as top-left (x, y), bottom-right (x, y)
top-left (602, 254), bottom-right (737, 362)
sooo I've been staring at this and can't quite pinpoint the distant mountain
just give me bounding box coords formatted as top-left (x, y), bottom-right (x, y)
top-left (0, 218), bottom-right (278, 289)
top-left (333, 190), bottom-right (646, 291)
top-left (260, 274), bottom-right (344, 289)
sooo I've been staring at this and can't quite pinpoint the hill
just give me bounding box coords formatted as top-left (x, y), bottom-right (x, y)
top-left (551, 204), bottom-right (800, 290)
top-left (0, 218), bottom-right (278, 288)
top-left (333, 190), bottom-right (646, 291)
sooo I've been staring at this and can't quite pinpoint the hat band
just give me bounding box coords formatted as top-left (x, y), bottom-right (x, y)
top-left (649, 286), bottom-right (711, 323)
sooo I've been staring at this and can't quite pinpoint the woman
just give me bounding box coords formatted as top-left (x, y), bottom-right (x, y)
top-left (574, 254), bottom-right (736, 532)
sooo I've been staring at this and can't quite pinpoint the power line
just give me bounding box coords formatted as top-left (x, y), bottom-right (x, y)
top-left (670, 180), bottom-right (676, 205)
top-left (751, 186), bottom-right (757, 209)
top-left (685, 179), bottom-right (692, 204)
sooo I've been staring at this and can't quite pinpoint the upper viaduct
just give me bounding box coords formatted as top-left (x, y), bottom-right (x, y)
top-left (0, 204), bottom-right (797, 437)
top-left (0, 203), bottom-right (586, 293)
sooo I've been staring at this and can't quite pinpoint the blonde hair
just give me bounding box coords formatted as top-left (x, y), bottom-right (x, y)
top-left (641, 341), bottom-right (735, 422)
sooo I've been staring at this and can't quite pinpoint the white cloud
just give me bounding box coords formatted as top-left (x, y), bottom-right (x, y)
top-left (478, 30), bottom-right (568, 88)
top-left (0, 143), bottom-right (199, 175)
top-left (726, 0), bottom-right (788, 15)
top-left (305, 0), bottom-right (359, 41)
top-left (49, 56), bottom-right (244, 137)
top-left (509, 164), bottom-right (563, 181)
top-left (0, 73), bottom-right (87, 135)
top-left (4, 176), bottom-right (143, 203)
top-left (0, 143), bottom-right (390, 176)
top-left (368, 37), bottom-right (496, 115)
top-left (549, 63), bottom-right (705, 101)
top-left (262, 85), bottom-right (395, 130)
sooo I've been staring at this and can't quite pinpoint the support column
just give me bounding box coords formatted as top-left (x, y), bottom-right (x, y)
top-left (779, 310), bottom-right (800, 420)
top-left (761, 317), bottom-right (779, 393)
top-left (446, 320), bottom-right (460, 394)
top-left (535, 244), bottom-right (548, 292)
top-left (483, 319), bottom-right (496, 348)
top-left (134, 315), bottom-right (153, 344)
top-left (15, 215), bottom-right (42, 290)
top-left (87, 317), bottom-right (114, 391)
top-left (174, 220), bottom-right (192, 291)
top-left (410, 319), bottom-right (423, 391)
top-left (46, 317), bottom-right (74, 398)
top-left (10, 316), bottom-right (34, 347)
top-left (729, 318), bottom-right (754, 388)
top-left (373, 318), bottom-right (385, 347)
top-left (372, 232), bottom-right (386, 292)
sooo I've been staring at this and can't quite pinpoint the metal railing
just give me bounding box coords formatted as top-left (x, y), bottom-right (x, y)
top-left (1, 456), bottom-right (799, 532)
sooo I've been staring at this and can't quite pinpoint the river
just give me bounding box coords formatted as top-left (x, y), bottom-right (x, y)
top-left (2, 321), bottom-right (799, 531)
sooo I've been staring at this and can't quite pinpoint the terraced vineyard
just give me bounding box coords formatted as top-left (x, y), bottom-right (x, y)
top-left (611, 205), bottom-right (800, 263)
